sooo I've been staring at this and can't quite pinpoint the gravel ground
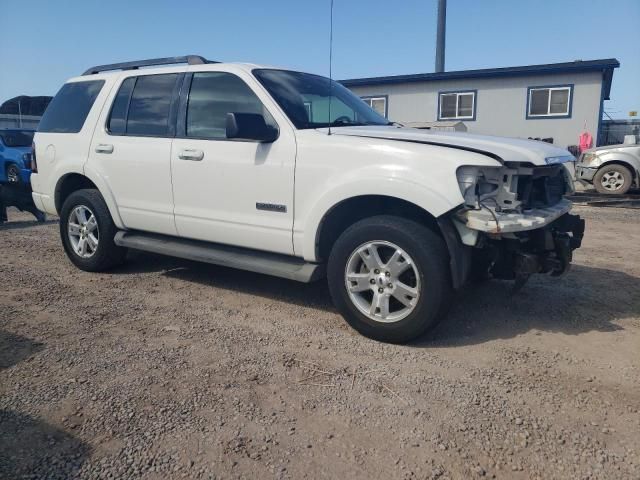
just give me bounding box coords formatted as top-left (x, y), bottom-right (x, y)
top-left (1, 205), bottom-right (639, 480)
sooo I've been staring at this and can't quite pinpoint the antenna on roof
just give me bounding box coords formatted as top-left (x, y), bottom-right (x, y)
top-left (327, 0), bottom-right (334, 135)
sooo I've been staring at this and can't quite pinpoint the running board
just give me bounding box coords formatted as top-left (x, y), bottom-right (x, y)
top-left (114, 231), bottom-right (325, 283)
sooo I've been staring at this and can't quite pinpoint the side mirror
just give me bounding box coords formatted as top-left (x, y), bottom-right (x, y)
top-left (226, 113), bottom-right (279, 143)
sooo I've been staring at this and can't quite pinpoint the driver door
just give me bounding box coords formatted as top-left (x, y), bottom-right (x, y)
top-left (170, 70), bottom-right (296, 255)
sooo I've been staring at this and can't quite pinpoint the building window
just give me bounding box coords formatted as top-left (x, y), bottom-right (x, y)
top-left (438, 91), bottom-right (476, 121)
top-left (361, 96), bottom-right (388, 118)
top-left (527, 85), bottom-right (573, 119)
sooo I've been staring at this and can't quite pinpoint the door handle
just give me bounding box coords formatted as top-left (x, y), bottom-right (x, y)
top-left (95, 144), bottom-right (114, 154)
top-left (178, 149), bottom-right (204, 161)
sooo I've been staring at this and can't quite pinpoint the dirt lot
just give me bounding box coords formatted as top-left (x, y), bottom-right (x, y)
top-left (1, 205), bottom-right (639, 480)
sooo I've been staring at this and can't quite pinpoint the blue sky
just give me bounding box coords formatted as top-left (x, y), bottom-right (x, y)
top-left (1, 0), bottom-right (638, 118)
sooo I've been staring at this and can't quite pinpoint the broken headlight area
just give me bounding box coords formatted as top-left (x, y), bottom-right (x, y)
top-left (453, 163), bottom-right (583, 286)
top-left (456, 162), bottom-right (573, 214)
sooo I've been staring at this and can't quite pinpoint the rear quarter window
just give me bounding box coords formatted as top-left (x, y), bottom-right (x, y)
top-left (38, 80), bottom-right (105, 133)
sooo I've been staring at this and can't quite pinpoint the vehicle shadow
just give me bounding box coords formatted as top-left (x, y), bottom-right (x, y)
top-left (414, 264), bottom-right (637, 347)
top-left (115, 250), bottom-right (336, 311)
top-left (115, 252), bottom-right (638, 345)
top-left (0, 330), bottom-right (45, 370)
top-left (0, 410), bottom-right (91, 479)
top-left (0, 219), bottom-right (58, 231)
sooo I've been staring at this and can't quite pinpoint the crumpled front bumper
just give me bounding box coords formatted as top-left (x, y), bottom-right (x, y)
top-left (575, 163), bottom-right (598, 183)
top-left (488, 213), bottom-right (585, 280)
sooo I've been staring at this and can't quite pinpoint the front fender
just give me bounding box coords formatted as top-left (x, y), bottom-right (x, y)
top-left (297, 172), bottom-right (462, 261)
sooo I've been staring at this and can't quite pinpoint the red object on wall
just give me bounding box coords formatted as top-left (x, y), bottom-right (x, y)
top-left (579, 132), bottom-right (593, 153)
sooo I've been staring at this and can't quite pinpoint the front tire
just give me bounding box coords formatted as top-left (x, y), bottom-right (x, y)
top-left (60, 189), bottom-right (127, 271)
top-left (327, 215), bottom-right (451, 343)
top-left (594, 164), bottom-right (633, 195)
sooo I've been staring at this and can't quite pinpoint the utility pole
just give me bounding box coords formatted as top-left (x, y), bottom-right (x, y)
top-left (435, 0), bottom-right (447, 73)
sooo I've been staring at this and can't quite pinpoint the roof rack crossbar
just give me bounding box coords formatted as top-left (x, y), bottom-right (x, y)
top-left (82, 55), bottom-right (216, 75)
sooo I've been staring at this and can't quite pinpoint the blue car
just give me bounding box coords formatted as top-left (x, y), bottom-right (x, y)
top-left (0, 129), bottom-right (45, 223)
top-left (0, 129), bottom-right (35, 184)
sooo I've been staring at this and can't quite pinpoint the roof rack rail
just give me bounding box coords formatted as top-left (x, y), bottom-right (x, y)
top-left (82, 55), bottom-right (216, 75)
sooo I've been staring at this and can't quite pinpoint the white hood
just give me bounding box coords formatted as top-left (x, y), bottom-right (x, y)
top-left (326, 125), bottom-right (573, 166)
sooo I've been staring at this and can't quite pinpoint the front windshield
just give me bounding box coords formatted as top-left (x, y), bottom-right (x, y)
top-left (253, 69), bottom-right (390, 129)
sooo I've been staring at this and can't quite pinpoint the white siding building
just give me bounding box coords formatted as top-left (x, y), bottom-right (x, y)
top-left (341, 59), bottom-right (619, 149)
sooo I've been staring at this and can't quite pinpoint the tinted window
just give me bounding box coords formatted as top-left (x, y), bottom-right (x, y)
top-left (0, 130), bottom-right (34, 147)
top-left (38, 81), bottom-right (104, 133)
top-left (186, 72), bottom-right (271, 139)
top-left (108, 77), bottom-right (136, 135)
top-left (126, 74), bottom-right (179, 136)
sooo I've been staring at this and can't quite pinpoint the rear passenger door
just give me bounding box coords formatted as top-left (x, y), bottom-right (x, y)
top-left (170, 70), bottom-right (296, 255)
top-left (88, 72), bottom-right (183, 235)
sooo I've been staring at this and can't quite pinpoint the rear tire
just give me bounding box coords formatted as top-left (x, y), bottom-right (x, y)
top-left (327, 215), bottom-right (452, 343)
top-left (594, 164), bottom-right (632, 195)
top-left (60, 189), bottom-right (127, 271)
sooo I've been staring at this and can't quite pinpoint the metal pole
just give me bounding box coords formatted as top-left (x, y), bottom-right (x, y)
top-left (435, 0), bottom-right (447, 73)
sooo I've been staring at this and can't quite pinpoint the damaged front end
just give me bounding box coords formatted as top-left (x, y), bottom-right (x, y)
top-left (452, 161), bottom-right (585, 286)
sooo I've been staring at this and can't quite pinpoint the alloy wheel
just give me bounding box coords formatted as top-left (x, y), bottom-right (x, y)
top-left (68, 205), bottom-right (99, 258)
top-left (344, 241), bottom-right (420, 323)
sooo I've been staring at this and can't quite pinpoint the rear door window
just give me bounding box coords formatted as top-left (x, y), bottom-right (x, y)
top-left (38, 80), bottom-right (104, 133)
top-left (107, 77), bottom-right (136, 135)
top-left (125, 74), bottom-right (180, 136)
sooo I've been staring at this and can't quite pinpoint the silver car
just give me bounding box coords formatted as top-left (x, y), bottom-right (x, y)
top-left (576, 143), bottom-right (640, 194)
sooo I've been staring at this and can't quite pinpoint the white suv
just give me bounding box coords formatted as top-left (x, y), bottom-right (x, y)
top-left (31, 55), bottom-right (585, 343)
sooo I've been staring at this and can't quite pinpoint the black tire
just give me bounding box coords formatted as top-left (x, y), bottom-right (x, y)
top-left (60, 189), bottom-right (127, 271)
top-left (593, 164), bottom-right (633, 195)
top-left (6, 163), bottom-right (21, 184)
top-left (327, 215), bottom-right (452, 343)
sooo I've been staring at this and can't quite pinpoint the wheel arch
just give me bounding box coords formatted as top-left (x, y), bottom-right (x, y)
top-left (315, 195), bottom-right (439, 261)
top-left (54, 172), bottom-right (125, 228)
top-left (599, 159), bottom-right (639, 182)
top-left (313, 195), bottom-right (470, 289)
